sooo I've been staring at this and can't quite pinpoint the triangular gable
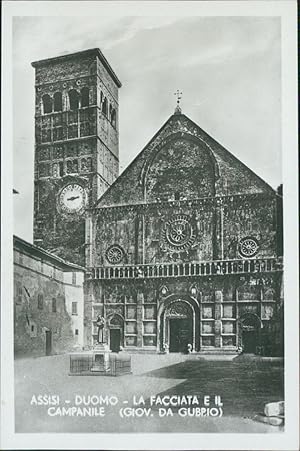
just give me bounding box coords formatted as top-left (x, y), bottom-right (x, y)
top-left (181, 114), bottom-right (275, 197)
top-left (95, 112), bottom-right (275, 208)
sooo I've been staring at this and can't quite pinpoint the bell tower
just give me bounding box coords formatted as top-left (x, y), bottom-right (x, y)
top-left (32, 49), bottom-right (121, 266)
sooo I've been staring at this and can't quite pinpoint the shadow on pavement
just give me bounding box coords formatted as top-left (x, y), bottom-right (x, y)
top-left (141, 359), bottom-right (284, 418)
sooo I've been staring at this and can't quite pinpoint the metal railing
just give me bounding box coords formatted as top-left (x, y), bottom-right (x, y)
top-left (90, 257), bottom-right (283, 280)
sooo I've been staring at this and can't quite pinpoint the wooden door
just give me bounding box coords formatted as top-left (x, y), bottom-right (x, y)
top-left (110, 329), bottom-right (121, 353)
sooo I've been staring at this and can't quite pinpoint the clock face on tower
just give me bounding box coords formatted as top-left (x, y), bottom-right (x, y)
top-left (59, 183), bottom-right (87, 213)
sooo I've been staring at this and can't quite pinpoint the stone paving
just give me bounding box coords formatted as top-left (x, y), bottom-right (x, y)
top-left (15, 353), bottom-right (284, 433)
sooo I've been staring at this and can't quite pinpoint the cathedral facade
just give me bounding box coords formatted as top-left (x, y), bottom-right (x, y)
top-left (84, 109), bottom-right (283, 355)
top-left (31, 48), bottom-right (283, 356)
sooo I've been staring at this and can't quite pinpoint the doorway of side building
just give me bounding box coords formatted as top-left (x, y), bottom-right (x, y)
top-left (169, 318), bottom-right (192, 353)
top-left (110, 329), bottom-right (121, 353)
top-left (45, 330), bottom-right (52, 356)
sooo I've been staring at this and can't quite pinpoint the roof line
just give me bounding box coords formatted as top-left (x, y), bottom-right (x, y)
top-left (13, 235), bottom-right (85, 272)
top-left (95, 110), bottom-right (277, 208)
top-left (180, 113), bottom-right (276, 194)
top-left (94, 114), bottom-right (176, 207)
top-left (31, 48), bottom-right (122, 88)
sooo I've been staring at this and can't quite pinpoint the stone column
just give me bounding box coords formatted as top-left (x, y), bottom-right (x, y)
top-left (85, 213), bottom-right (93, 268)
top-left (136, 290), bottom-right (144, 348)
top-left (214, 290), bottom-right (223, 348)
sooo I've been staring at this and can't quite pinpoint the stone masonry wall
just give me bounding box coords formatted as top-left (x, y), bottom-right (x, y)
top-left (14, 249), bottom-right (77, 357)
top-left (91, 192), bottom-right (277, 268)
top-left (33, 50), bottom-right (120, 266)
top-left (96, 114), bottom-right (274, 208)
top-left (84, 272), bottom-right (282, 352)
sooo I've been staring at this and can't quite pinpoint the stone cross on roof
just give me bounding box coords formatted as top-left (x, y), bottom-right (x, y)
top-left (174, 89), bottom-right (183, 114)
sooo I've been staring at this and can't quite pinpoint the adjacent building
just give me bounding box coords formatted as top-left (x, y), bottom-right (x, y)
top-left (14, 236), bottom-right (85, 357)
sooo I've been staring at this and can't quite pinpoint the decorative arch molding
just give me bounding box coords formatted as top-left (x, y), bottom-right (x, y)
top-left (140, 132), bottom-right (220, 201)
top-left (157, 293), bottom-right (200, 317)
top-left (157, 294), bottom-right (200, 352)
top-left (237, 312), bottom-right (263, 330)
top-left (107, 312), bottom-right (125, 327)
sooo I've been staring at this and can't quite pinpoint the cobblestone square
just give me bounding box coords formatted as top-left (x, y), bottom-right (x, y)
top-left (15, 353), bottom-right (284, 433)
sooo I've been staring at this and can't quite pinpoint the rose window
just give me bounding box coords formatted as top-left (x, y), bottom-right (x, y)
top-left (238, 237), bottom-right (259, 258)
top-left (106, 245), bottom-right (125, 264)
top-left (164, 215), bottom-right (195, 250)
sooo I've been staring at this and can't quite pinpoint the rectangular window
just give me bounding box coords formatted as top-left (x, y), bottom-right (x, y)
top-left (16, 282), bottom-right (22, 305)
top-left (72, 272), bottom-right (77, 285)
top-left (72, 302), bottom-right (78, 315)
top-left (75, 329), bottom-right (79, 336)
top-left (38, 294), bottom-right (43, 310)
top-left (52, 298), bottom-right (57, 313)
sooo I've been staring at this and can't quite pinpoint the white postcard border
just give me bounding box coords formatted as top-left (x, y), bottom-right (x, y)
top-left (1, 1), bottom-right (298, 450)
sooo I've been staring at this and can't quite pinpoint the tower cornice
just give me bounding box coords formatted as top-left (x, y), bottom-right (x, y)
top-left (32, 48), bottom-right (122, 88)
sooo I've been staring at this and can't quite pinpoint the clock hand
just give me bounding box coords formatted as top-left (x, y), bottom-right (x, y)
top-left (67, 195), bottom-right (80, 201)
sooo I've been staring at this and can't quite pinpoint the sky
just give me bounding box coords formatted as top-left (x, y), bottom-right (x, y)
top-left (13, 15), bottom-right (281, 242)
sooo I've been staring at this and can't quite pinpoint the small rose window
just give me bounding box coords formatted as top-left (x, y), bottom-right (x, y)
top-left (238, 237), bottom-right (259, 258)
top-left (106, 245), bottom-right (125, 264)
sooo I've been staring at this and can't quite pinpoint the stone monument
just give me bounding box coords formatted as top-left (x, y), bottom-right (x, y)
top-left (91, 315), bottom-right (110, 373)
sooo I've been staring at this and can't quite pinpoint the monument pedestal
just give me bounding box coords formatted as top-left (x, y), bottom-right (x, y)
top-left (91, 344), bottom-right (111, 373)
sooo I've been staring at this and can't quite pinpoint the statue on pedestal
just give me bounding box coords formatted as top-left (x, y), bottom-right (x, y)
top-left (96, 315), bottom-right (105, 344)
top-left (91, 315), bottom-right (110, 373)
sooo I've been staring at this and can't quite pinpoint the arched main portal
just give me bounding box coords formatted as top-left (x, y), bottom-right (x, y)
top-left (157, 297), bottom-right (200, 353)
top-left (237, 313), bottom-right (262, 354)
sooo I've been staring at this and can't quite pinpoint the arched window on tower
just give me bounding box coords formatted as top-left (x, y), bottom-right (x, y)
top-left (109, 103), bottom-right (113, 119)
top-left (68, 90), bottom-right (79, 110)
top-left (42, 94), bottom-right (52, 114)
top-left (81, 87), bottom-right (89, 107)
top-left (53, 92), bottom-right (62, 112)
top-left (102, 97), bottom-right (108, 116)
top-left (111, 108), bottom-right (116, 128)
